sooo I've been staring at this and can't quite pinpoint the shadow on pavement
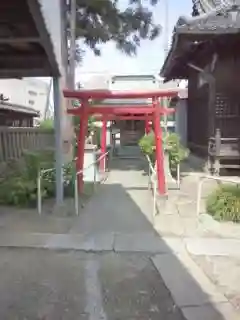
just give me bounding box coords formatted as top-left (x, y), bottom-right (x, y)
top-left (68, 158), bottom-right (230, 319)
top-left (0, 157), bottom-right (235, 319)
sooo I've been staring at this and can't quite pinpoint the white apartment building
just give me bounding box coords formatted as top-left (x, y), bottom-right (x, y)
top-left (0, 78), bottom-right (50, 119)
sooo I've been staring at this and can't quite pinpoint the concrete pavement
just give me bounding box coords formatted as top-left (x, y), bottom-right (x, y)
top-left (70, 158), bottom-right (154, 235)
top-left (0, 157), bottom-right (239, 319)
top-left (1, 232), bottom-right (240, 257)
top-left (0, 249), bottom-right (186, 320)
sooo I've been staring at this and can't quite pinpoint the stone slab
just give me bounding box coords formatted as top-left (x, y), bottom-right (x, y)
top-left (151, 252), bottom-right (227, 308)
top-left (45, 233), bottom-right (114, 251)
top-left (154, 215), bottom-right (185, 236)
top-left (0, 232), bottom-right (49, 248)
top-left (114, 233), bottom-right (185, 253)
top-left (0, 233), bottom-right (114, 252)
top-left (0, 248), bottom-right (186, 319)
top-left (185, 238), bottom-right (240, 257)
top-left (182, 303), bottom-right (240, 320)
top-left (192, 255), bottom-right (240, 311)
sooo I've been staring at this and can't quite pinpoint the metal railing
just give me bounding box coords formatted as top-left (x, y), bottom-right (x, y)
top-left (37, 157), bottom-right (78, 215)
top-left (37, 151), bottom-right (111, 216)
top-left (146, 155), bottom-right (158, 218)
top-left (74, 150), bottom-right (110, 216)
top-left (37, 168), bottom-right (55, 215)
top-left (196, 175), bottom-right (240, 216)
top-left (146, 155), bottom-right (180, 217)
top-left (176, 164), bottom-right (180, 190)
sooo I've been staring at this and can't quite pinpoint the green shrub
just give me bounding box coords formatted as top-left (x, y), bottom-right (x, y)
top-left (39, 118), bottom-right (54, 132)
top-left (0, 150), bottom-right (76, 207)
top-left (163, 132), bottom-right (189, 171)
top-left (88, 116), bottom-right (96, 132)
top-left (139, 131), bottom-right (189, 170)
top-left (0, 150), bottom-right (54, 207)
top-left (139, 131), bottom-right (155, 161)
top-left (0, 177), bottom-right (38, 207)
top-left (206, 184), bottom-right (240, 223)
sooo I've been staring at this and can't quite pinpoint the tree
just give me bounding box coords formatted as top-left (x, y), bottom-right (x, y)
top-left (70, 0), bottom-right (161, 58)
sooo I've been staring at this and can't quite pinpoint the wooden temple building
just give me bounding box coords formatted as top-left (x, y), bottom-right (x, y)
top-left (109, 75), bottom-right (156, 146)
top-left (161, 1), bottom-right (240, 173)
top-left (0, 101), bottom-right (39, 127)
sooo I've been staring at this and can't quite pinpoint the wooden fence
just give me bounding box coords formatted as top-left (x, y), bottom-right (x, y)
top-left (0, 127), bottom-right (54, 163)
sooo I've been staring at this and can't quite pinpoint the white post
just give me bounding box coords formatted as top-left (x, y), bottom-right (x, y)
top-left (93, 163), bottom-right (97, 191)
top-left (37, 171), bottom-right (41, 215)
top-left (103, 157), bottom-right (106, 173)
top-left (74, 175), bottom-right (79, 216)
top-left (146, 155), bottom-right (151, 190)
top-left (153, 180), bottom-right (157, 217)
top-left (148, 164), bottom-right (151, 190)
top-left (197, 178), bottom-right (204, 216)
top-left (177, 163), bottom-right (180, 189)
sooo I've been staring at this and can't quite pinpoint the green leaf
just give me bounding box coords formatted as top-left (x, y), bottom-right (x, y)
top-left (206, 184), bottom-right (240, 223)
top-left (71, 0), bottom-right (161, 58)
top-left (139, 131), bottom-right (189, 170)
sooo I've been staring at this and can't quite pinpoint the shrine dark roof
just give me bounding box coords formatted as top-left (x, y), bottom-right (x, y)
top-left (160, 3), bottom-right (240, 81)
top-left (177, 4), bottom-right (240, 34)
top-left (0, 101), bottom-right (39, 116)
top-left (0, 0), bottom-right (60, 78)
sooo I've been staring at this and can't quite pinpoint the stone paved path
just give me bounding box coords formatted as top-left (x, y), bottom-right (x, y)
top-left (0, 156), bottom-right (239, 319)
top-left (70, 157), bottom-right (154, 235)
top-left (0, 157), bottom-right (185, 320)
top-left (192, 255), bottom-right (240, 313)
top-left (0, 249), bottom-right (185, 320)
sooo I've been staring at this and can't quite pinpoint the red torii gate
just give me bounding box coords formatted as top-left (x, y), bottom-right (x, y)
top-left (63, 89), bottom-right (177, 195)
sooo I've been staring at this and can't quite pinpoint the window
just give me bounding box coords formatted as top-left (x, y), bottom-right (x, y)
top-left (28, 100), bottom-right (35, 105)
top-left (28, 90), bottom-right (37, 96)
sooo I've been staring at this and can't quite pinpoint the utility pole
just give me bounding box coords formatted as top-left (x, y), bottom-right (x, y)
top-left (163, 0), bottom-right (169, 59)
top-left (163, 0), bottom-right (169, 135)
top-left (69, 0), bottom-right (76, 89)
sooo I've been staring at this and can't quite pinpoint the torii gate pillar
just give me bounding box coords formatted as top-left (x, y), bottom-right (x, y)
top-left (153, 97), bottom-right (166, 195)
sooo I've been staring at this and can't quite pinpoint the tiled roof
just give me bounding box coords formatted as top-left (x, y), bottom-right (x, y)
top-left (192, 0), bottom-right (232, 15)
top-left (176, 2), bottom-right (240, 34)
top-left (0, 101), bottom-right (40, 116)
top-left (160, 2), bottom-right (240, 81)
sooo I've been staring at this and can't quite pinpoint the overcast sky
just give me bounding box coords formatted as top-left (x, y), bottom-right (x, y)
top-left (76, 0), bottom-right (192, 82)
